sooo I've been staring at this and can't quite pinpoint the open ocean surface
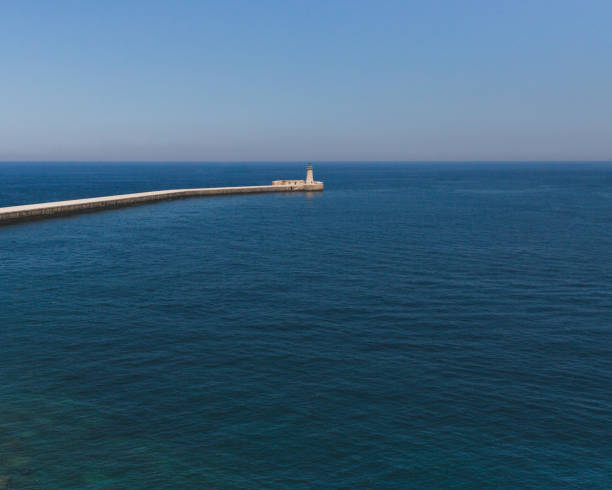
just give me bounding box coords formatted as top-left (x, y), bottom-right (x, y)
top-left (0, 162), bottom-right (611, 488)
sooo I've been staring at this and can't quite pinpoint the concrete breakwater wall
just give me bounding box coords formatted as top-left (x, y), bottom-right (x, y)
top-left (0, 182), bottom-right (324, 226)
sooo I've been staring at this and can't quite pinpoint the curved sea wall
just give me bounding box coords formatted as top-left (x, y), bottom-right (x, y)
top-left (0, 182), bottom-right (324, 226)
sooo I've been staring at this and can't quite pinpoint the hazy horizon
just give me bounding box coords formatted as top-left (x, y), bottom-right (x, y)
top-left (2, 160), bottom-right (612, 164)
top-left (2, 0), bottom-right (612, 162)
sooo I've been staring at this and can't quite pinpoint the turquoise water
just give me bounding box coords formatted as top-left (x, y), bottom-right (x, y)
top-left (1, 162), bottom-right (611, 488)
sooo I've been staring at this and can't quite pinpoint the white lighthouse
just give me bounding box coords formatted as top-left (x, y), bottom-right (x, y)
top-left (270, 163), bottom-right (323, 191)
top-left (306, 163), bottom-right (314, 184)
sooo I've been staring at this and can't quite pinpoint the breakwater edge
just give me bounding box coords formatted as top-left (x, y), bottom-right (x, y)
top-left (0, 166), bottom-right (323, 226)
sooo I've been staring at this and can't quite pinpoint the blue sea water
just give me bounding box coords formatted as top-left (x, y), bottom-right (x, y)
top-left (0, 162), bottom-right (611, 488)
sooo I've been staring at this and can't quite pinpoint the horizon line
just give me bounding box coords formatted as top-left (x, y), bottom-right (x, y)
top-left (1, 160), bottom-right (612, 164)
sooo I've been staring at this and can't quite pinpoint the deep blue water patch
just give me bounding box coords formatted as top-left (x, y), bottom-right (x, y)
top-left (1, 162), bottom-right (611, 488)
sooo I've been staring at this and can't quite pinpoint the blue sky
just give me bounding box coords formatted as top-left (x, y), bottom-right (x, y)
top-left (1, 0), bottom-right (611, 161)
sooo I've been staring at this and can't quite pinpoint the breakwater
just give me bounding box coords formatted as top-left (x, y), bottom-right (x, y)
top-left (0, 181), bottom-right (324, 226)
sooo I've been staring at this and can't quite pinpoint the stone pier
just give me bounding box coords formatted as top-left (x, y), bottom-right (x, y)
top-left (0, 172), bottom-right (324, 226)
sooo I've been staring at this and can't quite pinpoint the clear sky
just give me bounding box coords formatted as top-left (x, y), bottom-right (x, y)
top-left (1, 0), bottom-right (611, 161)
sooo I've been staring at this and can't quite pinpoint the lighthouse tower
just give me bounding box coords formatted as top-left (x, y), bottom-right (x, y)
top-left (306, 163), bottom-right (314, 184)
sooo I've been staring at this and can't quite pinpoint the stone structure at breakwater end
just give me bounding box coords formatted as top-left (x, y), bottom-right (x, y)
top-left (0, 165), bottom-right (324, 226)
top-left (272, 163), bottom-right (318, 187)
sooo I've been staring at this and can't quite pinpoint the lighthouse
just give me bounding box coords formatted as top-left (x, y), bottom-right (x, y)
top-left (306, 163), bottom-right (314, 184)
top-left (270, 163), bottom-right (323, 190)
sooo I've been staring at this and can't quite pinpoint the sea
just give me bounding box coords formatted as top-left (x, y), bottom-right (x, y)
top-left (1, 162), bottom-right (611, 488)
